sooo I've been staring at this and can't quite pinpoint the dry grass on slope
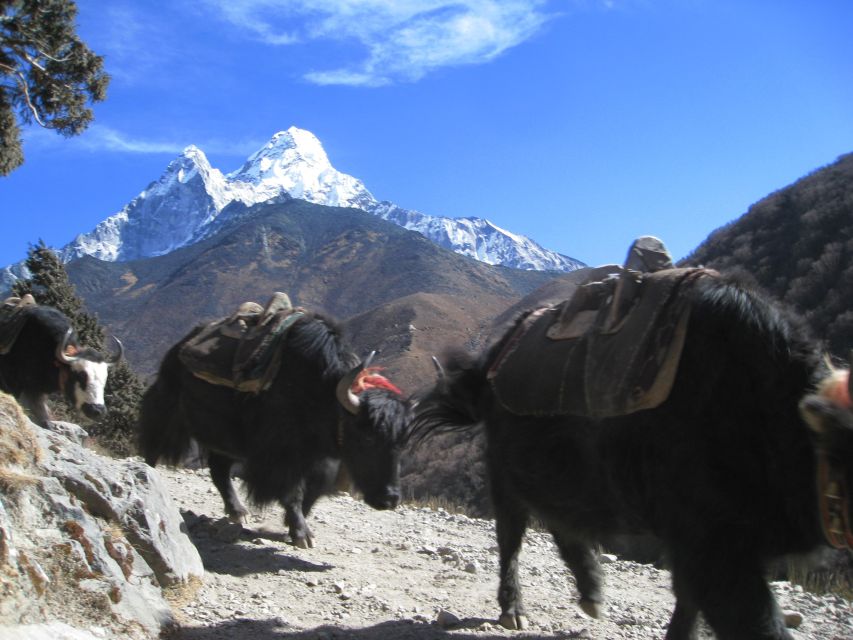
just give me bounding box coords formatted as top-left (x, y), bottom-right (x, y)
top-left (0, 392), bottom-right (40, 492)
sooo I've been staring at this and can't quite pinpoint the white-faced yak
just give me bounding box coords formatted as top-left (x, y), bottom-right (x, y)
top-left (414, 270), bottom-right (853, 640)
top-left (0, 296), bottom-right (123, 427)
top-left (138, 307), bottom-right (413, 548)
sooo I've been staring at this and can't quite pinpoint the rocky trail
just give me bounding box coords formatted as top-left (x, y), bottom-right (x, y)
top-left (159, 467), bottom-right (852, 640)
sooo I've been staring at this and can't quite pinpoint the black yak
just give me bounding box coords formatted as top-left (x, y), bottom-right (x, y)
top-left (138, 309), bottom-right (413, 548)
top-left (0, 297), bottom-right (122, 427)
top-left (414, 271), bottom-right (853, 640)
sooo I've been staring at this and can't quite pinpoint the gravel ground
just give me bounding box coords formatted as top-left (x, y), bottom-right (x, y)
top-left (158, 467), bottom-right (852, 640)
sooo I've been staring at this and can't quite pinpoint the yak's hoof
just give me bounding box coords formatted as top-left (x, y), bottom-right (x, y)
top-left (293, 535), bottom-right (314, 549)
top-left (227, 511), bottom-right (248, 524)
top-left (498, 612), bottom-right (529, 630)
top-left (579, 598), bottom-right (602, 619)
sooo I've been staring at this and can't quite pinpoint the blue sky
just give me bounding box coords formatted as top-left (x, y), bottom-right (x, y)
top-left (1, 0), bottom-right (852, 269)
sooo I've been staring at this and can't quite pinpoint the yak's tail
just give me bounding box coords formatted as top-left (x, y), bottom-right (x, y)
top-left (137, 336), bottom-right (194, 467)
top-left (411, 348), bottom-right (489, 445)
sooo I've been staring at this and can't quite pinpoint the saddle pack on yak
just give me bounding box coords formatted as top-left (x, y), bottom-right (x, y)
top-left (178, 292), bottom-right (306, 393)
top-left (488, 237), bottom-right (717, 418)
top-left (0, 294), bottom-right (37, 354)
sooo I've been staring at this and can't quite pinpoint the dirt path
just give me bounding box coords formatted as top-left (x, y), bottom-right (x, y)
top-left (159, 467), bottom-right (852, 640)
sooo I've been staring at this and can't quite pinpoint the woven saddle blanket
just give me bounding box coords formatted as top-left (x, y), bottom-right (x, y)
top-left (0, 294), bottom-right (37, 355)
top-left (488, 267), bottom-right (716, 418)
top-left (179, 292), bottom-right (305, 393)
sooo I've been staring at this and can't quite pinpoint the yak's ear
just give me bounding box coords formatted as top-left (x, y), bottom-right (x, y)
top-left (800, 394), bottom-right (853, 457)
top-left (800, 395), bottom-right (835, 434)
top-left (847, 350), bottom-right (853, 400)
top-left (804, 367), bottom-right (853, 434)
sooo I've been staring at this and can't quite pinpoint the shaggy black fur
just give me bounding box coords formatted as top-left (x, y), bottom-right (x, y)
top-left (138, 312), bottom-right (413, 548)
top-left (414, 274), bottom-right (853, 640)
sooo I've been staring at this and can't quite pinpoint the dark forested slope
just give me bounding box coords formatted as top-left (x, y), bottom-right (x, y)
top-left (685, 152), bottom-right (853, 355)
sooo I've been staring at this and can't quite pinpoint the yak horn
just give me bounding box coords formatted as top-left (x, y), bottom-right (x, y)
top-left (336, 351), bottom-right (377, 415)
top-left (431, 356), bottom-right (448, 396)
top-left (106, 336), bottom-right (124, 364)
top-left (55, 328), bottom-right (80, 364)
top-left (431, 356), bottom-right (445, 381)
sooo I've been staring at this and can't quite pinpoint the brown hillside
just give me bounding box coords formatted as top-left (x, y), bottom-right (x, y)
top-left (66, 199), bottom-right (554, 376)
top-left (344, 291), bottom-right (514, 395)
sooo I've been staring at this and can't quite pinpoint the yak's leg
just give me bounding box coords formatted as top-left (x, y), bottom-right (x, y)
top-left (208, 452), bottom-right (249, 523)
top-left (666, 561), bottom-right (699, 640)
top-left (333, 462), bottom-right (351, 493)
top-left (550, 529), bottom-right (604, 619)
top-left (671, 551), bottom-right (792, 640)
top-left (665, 599), bottom-right (699, 640)
top-left (492, 481), bottom-right (530, 630)
top-left (704, 575), bottom-right (791, 640)
top-left (284, 458), bottom-right (338, 547)
top-left (302, 458), bottom-right (338, 517)
top-left (283, 480), bottom-right (313, 549)
top-left (18, 391), bottom-right (50, 428)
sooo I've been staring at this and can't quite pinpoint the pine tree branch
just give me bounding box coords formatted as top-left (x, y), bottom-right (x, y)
top-left (8, 65), bottom-right (46, 126)
top-left (17, 38), bottom-right (75, 67)
top-left (21, 49), bottom-right (47, 72)
top-left (23, 49), bottom-right (77, 93)
top-left (0, 1), bottom-right (110, 173)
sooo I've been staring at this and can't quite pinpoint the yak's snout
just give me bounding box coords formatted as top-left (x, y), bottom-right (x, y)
top-left (82, 402), bottom-right (106, 419)
top-left (367, 487), bottom-right (401, 510)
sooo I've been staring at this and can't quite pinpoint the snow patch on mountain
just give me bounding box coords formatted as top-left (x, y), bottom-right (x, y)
top-left (371, 202), bottom-right (584, 271)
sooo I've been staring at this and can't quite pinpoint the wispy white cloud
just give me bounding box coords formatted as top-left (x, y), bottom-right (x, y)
top-left (26, 125), bottom-right (263, 158)
top-left (203, 0), bottom-right (557, 86)
top-left (77, 126), bottom-right (187, 154)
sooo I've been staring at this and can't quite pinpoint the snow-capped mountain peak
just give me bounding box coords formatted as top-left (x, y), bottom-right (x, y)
top-left (240, 127), bottom-right (331, 174)
top-left (4, 127), bottom-right (583, 284)
top-left (228, 127), bottom-right (375, 210)
top-left (150, 145), bottom-right (222, 195)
